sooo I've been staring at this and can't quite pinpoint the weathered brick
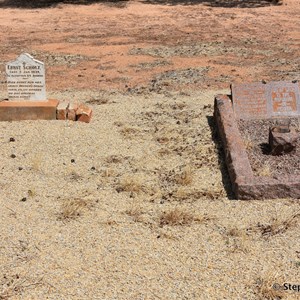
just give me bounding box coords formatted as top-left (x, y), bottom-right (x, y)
top-left (76, 104), bottom-right (93, 123)
top-left (67, 102), bottom-right (78, 121)
top-left (57, 101), bottom-right (69, 120)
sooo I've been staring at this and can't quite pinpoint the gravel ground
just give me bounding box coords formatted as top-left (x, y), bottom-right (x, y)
top-left (0, 89), bottom-right (299, 300)
top-left (0, 1), bottom-right (300, 299)
top-left (238, 118), bottom-right (300, 177)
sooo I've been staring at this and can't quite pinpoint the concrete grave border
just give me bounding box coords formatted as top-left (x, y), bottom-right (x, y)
top-left (0, 100), bottom-right (92, 123)
top-left (214, 94), bottom-right (300, 200)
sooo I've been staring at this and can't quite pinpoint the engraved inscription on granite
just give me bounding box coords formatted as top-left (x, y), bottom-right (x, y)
top-left (6, 53), bottom-right (46, 101)
top-left (231, 82), bottom-right (268, 119)
top-left (268, 82), bottom-right (300, 117)
top-left (231, 81), bottom-right (300, 120)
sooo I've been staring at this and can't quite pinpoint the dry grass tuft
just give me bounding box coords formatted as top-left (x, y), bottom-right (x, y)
top-left (0, 274), bottom-right (43, 299)
top-left (101, 168), bottom-right (115, 178)
top-left (175, 166), bottom-right (193, 186)
top-left (118, 175), bottom-right (143, 194)
top-left (225, 226), bottom-right (252, 254)
top-left (86, 97), bottom-right (109, 105)
top-left (255, 271), bottom-right (284, 300)
top-left (227, 226), bottom-right (244, 237)
top-left (125, 204), bottom-right (143, 222)
top-left (159, 208), bottom-right (211, 227)
top-left (160, 208), bottom-right (193, 226)
top-left (58, 198), bottom-right (89, 221)
top-left (120, 126), bottom-right (141, 138)
top-left (105, 155), bottom-right (123, 164)
top-left (157, 148), bottom-right (171, 156)
top-left (248, 210), bottom-right (300, 237)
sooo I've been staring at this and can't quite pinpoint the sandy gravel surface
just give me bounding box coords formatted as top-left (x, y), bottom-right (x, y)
top-left (0, 0), bottom-right (299, 299)
top-left (239, 118), bottom-right (300, 177)
top-left (0, 89), bottom-right (299, 299)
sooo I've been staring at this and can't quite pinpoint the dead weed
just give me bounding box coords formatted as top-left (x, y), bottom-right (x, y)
top-left (255, 271), bottom-right (284, 300)
top-left (125, 204), bottom-right (144, 223)
top-left (225, 226), bottom-right (252, 254)
top-left (0, 274), bottom-right (43, 300)
top-left (159, 207), bottom-right (212, 227)
top-left (58, 198), bottom-right (90, 221)
top-left (117, 175), bottom-right (144, 194)
top-left (175, 166), bottom-right (193, 186)
top-left (120, 126), bottom-right (142, 139)
top-left (248, 210), bottom-right (300, 237)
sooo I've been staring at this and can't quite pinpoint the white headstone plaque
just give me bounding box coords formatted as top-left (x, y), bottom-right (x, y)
top-left (6, 53), bottom-right (46, 101)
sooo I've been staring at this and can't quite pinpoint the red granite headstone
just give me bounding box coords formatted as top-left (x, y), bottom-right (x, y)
top-left (231, 81), bottom-right (300, 120)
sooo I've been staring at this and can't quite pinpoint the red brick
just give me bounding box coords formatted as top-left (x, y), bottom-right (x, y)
top-left (57, 101), bottom-right (69, 120)
top-left (67, 102), bottom-right (78, 121)
top-left (0, 99), bottom-right (59, 121)
top-left (76, 104), bottom-right (93, 123)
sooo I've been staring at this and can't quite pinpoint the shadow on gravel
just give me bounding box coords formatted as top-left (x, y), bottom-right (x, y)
top-left (206, 115), bottom-right (235, 200)
top-left (0, 0), bottom-right (128, 8)
top-left (142, 0), bottom-right (281, 8)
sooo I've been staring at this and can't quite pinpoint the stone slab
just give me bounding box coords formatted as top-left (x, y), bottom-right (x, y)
top-left (6, 53), bottom-right (46, 101)
top-left (214, 94), bottom-right (300, 199)
top-left (231, 81), bottom-right (300, 120)
top-left (0, 99), bottom-right (59, 121)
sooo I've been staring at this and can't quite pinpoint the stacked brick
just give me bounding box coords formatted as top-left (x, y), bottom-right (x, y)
top-left (56, 101), bottom-right (93, 123)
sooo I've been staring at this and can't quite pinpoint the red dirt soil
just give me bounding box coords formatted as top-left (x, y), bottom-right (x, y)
top-left (0, 0), bottom-right (299, 94)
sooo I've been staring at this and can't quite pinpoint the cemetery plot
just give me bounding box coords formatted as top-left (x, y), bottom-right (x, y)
top-left (215, 81), bottom-right (300, 200)
top-left (1, 53), bottom-right (92, 122)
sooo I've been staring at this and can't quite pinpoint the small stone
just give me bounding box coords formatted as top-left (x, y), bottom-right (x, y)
top-left (18, 167), bottom-right (23, 171)
top-left (71, 159), bottom-right (75, 163)
top-left (91, 166), bottom-right (96, 171)
top-left (20, 197), bottom-right (27, 202)
top-left (269, 126), bottom-right (299, 155)
top-left (116, 187), bottom-right (122, 193)
top-left (9, 137), bottom-right (15, 142)
top-left (10, 154), bottom-right (16, 158)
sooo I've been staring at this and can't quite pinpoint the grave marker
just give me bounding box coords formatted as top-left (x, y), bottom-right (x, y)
top-left (1, 53), bottom-right (92, 122)
top-left (6, 53), bottom-right (46, 101)
top-left (231, 81), bottom-right (300, 119)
